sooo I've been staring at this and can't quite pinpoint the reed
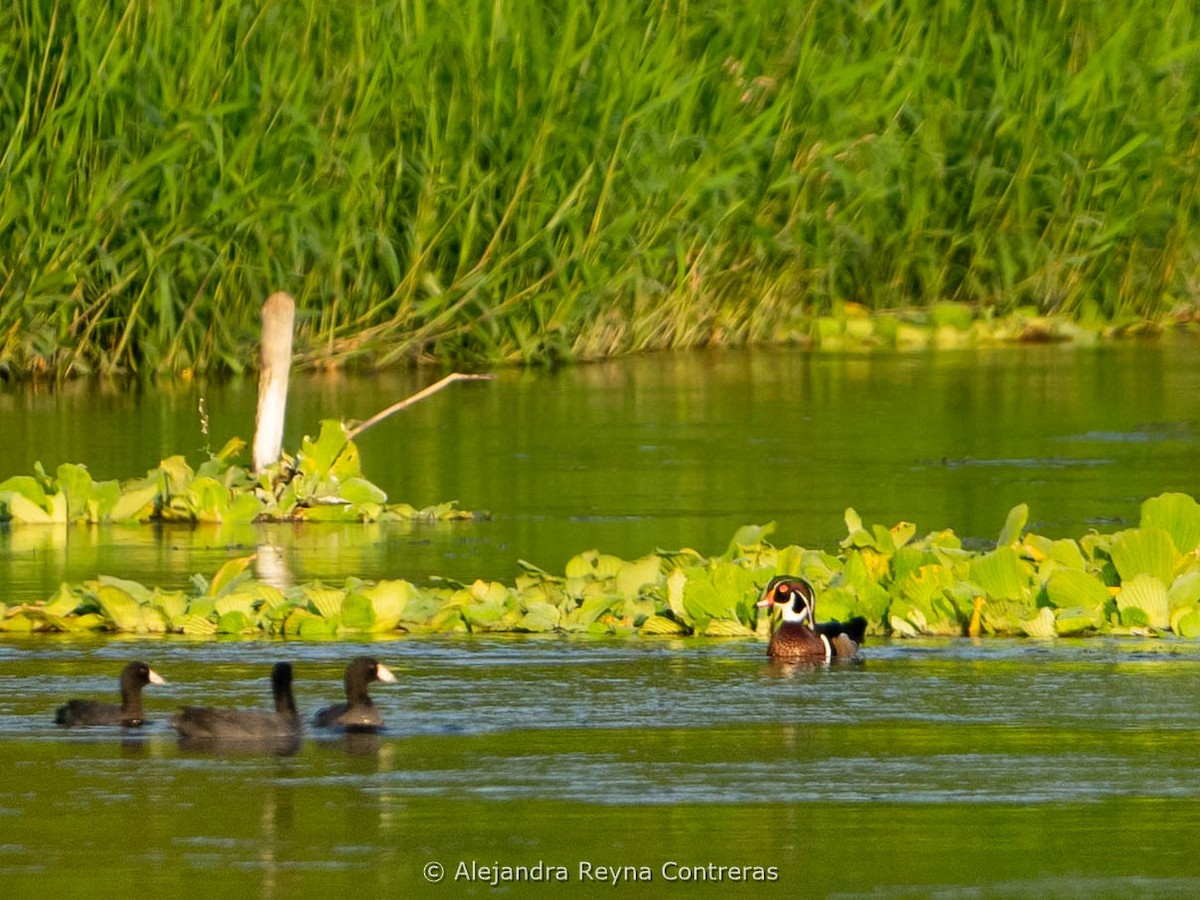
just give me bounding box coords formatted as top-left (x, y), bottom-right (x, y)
top-left (2, 0), bottom-right (1199, 376)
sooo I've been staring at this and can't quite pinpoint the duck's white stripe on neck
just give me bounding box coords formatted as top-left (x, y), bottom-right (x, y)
top-left (820, 633), bottom-right (831, 661)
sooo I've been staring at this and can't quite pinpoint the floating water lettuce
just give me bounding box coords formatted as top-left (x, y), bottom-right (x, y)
top-left (0, 423), bottom-right (483, 525)
top-left (6, 491), bottom-right (1200, 640)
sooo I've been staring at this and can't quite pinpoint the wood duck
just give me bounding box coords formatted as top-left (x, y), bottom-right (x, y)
top-left (312, 656), bottom-right (397, 732)
top-left (756, 575), bottom-right (867, 661)
top-left (55, 661), bottom-right (166, 727)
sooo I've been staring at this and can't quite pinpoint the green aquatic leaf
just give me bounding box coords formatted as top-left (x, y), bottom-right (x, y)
top-left (207, 555), bottom-right (256, 597)
top-left (900, 563), bottom-right (954, 607)
top-left (565, 550), bottom-right (624, 581)
top-left (970, 546), bottom-right (1030, 601)
top-left (1044, 568), bottom-right (1110, 610)
top-left (55, 463), bottom-right (95, 520)
top-left (298, 420), bottom-right (350, 479)
top-left (516, 601), bottom-right (560, 632)
top-left (217, 611), bottom-right (254, 633)
top-left (1116, 573), bottom-right (1169, 629)
top-left (305, 585), bottom-right (345, 619)
top-left (400, 590), bottom-right (447, 625)
top-left (299, 615), bottom-right (338, 637)
top-left (1054, 606), bottom-right (1105, 636)
top-left (1109, 528), bottom-right (1180, 584)
top-left (997, 504), bottom-right (1029, 547)
top-left (108, 482), bottom-right (159, 525)
top-left (329, 438), bottom-right (363, 482)
top-left (297, 503), bottom-right (358, 522)
top-left (214, 591), bottom-right (257, 618)
top-left (1170, 605), bottom-right (1200, 638)
top-left (724, 522), bottom-right (776, 559)
top-left (615, 556), bottom-right (661, 599)
top-left (0, 475), bottom-right (50, 511)
top-left (1020, 606), bottom-right (1056, 638)
top-left (1050, 539), bottom-right (1087, 570)
top-left (979, 599), bottom-right (1037, 636)
top-left (156, 456), bottom-right (195, 494)
top-left (1167, 572), bottom-right (1200, 611)
top-left (339, 592), bottom-right (376, 631)
top-left (151, 589), bottom-right (189, 624)
top-left (43, 584), bottom-right (82, 617)
top-left (563, 595), bottom-right (617, 629)
top-left (639, 614), bottom-right (687, 636)
top-left (98, 574), bottom-right (153, 604)
top-left (704, 619), bottom-right (754, 637)
top-left (339, 477), bottom-right (388, 506)
top-left (1140, 493), bottom-right (1200, 555)
top-left (359, 580), bottom-right (411, 632)
top-left (7, 493), bottom-right (54, 524)
top-left (225, 492), bottom-right (265, 523)
top-left (94, 584), bottom-right (166, 633)
top-left (0, 614), bottom-right (36, 633)
top-left (181, 614), bottom-right (218, 636)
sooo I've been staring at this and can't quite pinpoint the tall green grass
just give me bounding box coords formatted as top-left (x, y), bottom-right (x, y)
top-left (2, 0), bottom-right (1199, 376)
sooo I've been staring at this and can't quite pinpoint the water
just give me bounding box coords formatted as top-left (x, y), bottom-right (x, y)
top-left (2, 638), bottom-right (1200, 897)
top-left (2, 338), bottom-right (1200, 896)
top-left (2, 339), bottom-right (1198, 601)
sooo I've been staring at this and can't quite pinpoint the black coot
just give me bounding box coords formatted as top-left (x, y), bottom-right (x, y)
top-left (55, 661), bottom-right (166, 727)
top-left (311, 656), bottom-right (396, 732)
top-left (171, 662), bottom-right (300, 740)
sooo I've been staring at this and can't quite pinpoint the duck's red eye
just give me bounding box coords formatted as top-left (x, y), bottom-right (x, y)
top-left (774, 583), bottom-right (791, 597)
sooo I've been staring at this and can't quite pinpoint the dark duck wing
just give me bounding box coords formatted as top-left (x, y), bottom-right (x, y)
top-left (815, 616), bottom-right (868, 658)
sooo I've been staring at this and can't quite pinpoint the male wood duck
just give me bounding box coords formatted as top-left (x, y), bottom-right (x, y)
top-left (756, 575), bottom-right (867, 661)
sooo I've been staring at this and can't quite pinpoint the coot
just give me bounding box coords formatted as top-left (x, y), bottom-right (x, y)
top-left (312, 656), bottom-right (396, 732)
top-left (54, 661), bottom-right (166, 727)
top-left (171, 662), bottom-right (300, 739)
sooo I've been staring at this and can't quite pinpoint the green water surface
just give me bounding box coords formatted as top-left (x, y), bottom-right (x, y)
top-left (1, 638), bottom-right (1199, 897)
top-left (1, 340), bottom-right (1197, 600)
top-left (1, 341), bottom-right (1200, 897)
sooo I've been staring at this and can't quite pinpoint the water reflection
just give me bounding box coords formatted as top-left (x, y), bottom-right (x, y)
top-left (4, 341), bottom-right (1200, 603)
top-left (176, 734), bottom-right (303, 756)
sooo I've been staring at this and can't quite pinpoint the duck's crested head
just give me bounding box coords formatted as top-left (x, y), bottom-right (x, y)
top-left (755, 575), bottom-right (816, 625)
